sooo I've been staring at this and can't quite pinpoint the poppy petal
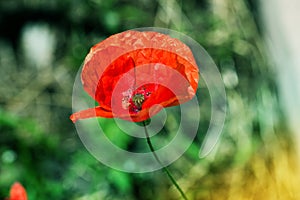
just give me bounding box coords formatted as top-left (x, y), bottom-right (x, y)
top-left (70, 106), bottom-right (113, 123)
top-left (82, 31), bottom-right (198, 105)
top-left (9, 182), bottom-right (27, 200)
top-left (96, 50), bottom-right (197, 108)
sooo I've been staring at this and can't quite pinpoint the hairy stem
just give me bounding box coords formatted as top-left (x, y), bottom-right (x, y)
top-left (142, 121), bottom-right (188, 200)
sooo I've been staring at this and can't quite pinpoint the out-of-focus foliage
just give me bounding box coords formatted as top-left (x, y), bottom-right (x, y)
top-left (0, 0), bottom-right (299, 199)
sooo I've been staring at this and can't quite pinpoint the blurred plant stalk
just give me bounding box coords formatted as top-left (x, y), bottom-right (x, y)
top-left (261, 0), bottom-right (300, 158)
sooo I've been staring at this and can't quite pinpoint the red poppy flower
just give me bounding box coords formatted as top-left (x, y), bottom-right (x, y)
top-left (70, 30), bottom-right (199, 123)
top-left (7, 182), bottom-right (27, 200)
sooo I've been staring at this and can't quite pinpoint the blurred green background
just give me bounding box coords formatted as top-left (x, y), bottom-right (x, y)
top-left (1, 0), bottom-right (300, 199)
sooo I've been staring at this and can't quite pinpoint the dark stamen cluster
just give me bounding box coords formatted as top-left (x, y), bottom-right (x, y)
top-left (129, 88), bottom-right (151, 113)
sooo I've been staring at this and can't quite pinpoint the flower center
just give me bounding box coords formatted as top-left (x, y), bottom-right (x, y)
top-left (132, 93), bottom-right (145, 109)
top-left (122, 86), bottom-right (152, 113)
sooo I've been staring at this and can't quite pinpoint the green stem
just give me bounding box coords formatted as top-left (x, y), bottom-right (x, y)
top-left (142, 121), bottom-right (188, 200)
